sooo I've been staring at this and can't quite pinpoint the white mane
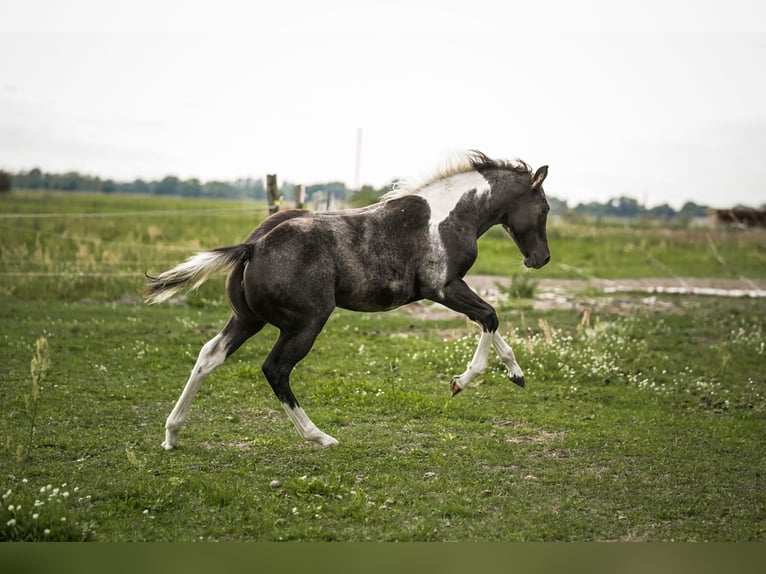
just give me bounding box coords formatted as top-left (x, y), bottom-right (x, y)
top-left (381, 150), bottom-right (531, 202)
top-left (381, 151), bottom-right (480, 201)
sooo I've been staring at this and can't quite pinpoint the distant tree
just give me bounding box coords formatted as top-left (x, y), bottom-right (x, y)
top-left (347, 184), bottom-right (383, 208)
top-left (0, 170), bottom-right (11, 192)
top-left (548, 196), bottom-right (568, 216)
top-left (46, 172), bottom-right (81, 191)
top-left (15, 167), bottom-right (46, 189)
top-left (608, 196), bottom-right (643, 217)
top-left (204, 181), bottom-right (237, 198)
top-left (648, 203), bottom-right (676, 219)
top-left (678, 201), bottom-right (708, 219)
top-left (100, 179), bottom-right (116, 193)
top-left (181, 178), bottom-right (203, 197)
top-left (154, 176), bottom-right (181, 196)
top-left (246, 178), bottom-right (266, 200)
top-left (574, 201), bottom-right (610, 218)
top-left (132, 179), bottom-right (150, 194)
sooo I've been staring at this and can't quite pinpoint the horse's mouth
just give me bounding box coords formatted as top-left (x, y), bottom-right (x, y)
top-left (524, 254), bottom-right (551, 269)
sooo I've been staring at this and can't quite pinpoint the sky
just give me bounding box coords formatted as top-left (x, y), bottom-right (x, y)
top-left (1, 0), bottom-right (765, 209)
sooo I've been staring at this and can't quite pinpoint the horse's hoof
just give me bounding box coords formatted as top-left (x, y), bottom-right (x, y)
top-left (162, 430), bottom-right (179, 450)
top-left (511, 375), bottom-right (526, 388)
top-left (312, 433), bottom-right (339, 448)
top-left (450, 379), bottom-right (463, 396)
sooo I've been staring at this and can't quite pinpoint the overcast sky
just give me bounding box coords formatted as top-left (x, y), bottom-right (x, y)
top-left (2, 0), bottom-right (765, 208)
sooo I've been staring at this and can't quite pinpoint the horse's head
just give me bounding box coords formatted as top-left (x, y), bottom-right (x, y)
top-left (502, 165), bottom-right (551, 269)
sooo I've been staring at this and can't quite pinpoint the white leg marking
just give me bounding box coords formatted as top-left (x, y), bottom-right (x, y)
top-left (492, 332), bottom-right (525, 386)
top-left (282, 404), bottom-right (339, 447)
top-left (451, 331), bottom-right (493, 395)
top-left (162, 334), bottom-right (228, 450)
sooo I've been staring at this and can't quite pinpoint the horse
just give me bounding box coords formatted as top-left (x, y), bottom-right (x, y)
top-left (144, 151), bottom-right (551, 448)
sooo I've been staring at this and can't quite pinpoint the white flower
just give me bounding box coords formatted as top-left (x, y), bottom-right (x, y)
top-left (33, 513), bottom-right (39, 520)
top-left (7, 505), bottom-right (14, 512)
top-left (6, 519), bottom-right (16, 527)
top-left (44, 529), bottom-right (50, 535)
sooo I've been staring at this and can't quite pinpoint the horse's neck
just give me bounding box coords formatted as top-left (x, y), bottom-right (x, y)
top-left (416, 171), bottom-right (492, 226)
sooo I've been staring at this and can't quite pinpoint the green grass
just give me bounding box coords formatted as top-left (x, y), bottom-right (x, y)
top-left (2, 191), bottom-right (765, 303)
top-left (2, 297), bottom-right (764, 541)
top-left (475, 221), bottom-right (766, 280)
top-left (1, 191), bottom-right (765, 541)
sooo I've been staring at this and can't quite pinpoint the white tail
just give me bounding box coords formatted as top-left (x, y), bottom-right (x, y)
top-left (144, 248), bottom-right (245, 304)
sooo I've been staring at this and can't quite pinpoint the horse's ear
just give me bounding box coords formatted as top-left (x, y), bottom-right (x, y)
top-left (531, 165), bottom-right (548, 191)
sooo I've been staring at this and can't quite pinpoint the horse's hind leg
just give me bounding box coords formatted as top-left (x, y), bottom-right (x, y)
top-left (262, 322), bottom-right (338, 447)
top-left (163, 314), bottom-right (264, 450)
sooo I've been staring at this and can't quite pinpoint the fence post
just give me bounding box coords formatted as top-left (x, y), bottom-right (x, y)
top-left (296, 184), bottom-right (306, 209)
top-left (267, 174), bottom-right (279, 214)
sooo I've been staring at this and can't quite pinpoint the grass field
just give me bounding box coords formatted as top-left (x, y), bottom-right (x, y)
top-left (1, 191), bottom-right (765, 541)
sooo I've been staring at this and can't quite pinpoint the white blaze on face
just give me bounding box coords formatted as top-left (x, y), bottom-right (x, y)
top-left (416, 170), bottom-right (491, 290)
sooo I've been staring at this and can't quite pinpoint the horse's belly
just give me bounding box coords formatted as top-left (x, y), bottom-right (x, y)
top-left (335, 279), bottom-right (418, 312)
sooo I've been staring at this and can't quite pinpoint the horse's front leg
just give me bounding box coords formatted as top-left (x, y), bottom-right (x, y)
top-left (492, 332), bottom-right (525, 388)
top-left (431, 279), bottom-right (504, 395)
top-left (450, 330), bottom-right (493, 395)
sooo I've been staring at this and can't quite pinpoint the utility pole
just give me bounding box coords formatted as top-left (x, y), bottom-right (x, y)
top-left (354, 128), bottom-right (363, 191)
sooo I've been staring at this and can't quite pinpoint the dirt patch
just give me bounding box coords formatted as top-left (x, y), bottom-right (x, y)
top-left (492, 420), bottom-right (566, 445)
top-left (503, 430), bottom-right (565, 445)
top-left (201, 440), bottom-right (253, 451)
top-left (398, 275), bottom-right (766, 319)
top-left (468, 275), bottom-right (766, 298)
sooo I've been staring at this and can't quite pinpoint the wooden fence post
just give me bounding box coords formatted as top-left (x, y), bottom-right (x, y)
top-left (296, 184), bottom-right (306, 209)
top-left (267, 174), bottom-right (279, 214)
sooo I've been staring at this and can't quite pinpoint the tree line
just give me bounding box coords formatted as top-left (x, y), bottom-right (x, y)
top-left (0, 167), bottom-right (392, 205)
top-left (4, 168), bottom-right (267, 200)
top-left (1, 167), bottom-right (754, 220)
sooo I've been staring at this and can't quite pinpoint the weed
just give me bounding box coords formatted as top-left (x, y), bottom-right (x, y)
top-left (5, 337), bottom-right (49, 477)
top-left (497, 273), bottom-right (539, 300)
top-left (0, 480), bottom-right (94, 541)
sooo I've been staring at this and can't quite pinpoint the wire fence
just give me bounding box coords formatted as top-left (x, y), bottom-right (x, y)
top-left (0, 206), bottom-right (258, 219)
top-left (1, 203), bottom-right (764, 298)
top-left (0, 205), bottom-right (261, 279)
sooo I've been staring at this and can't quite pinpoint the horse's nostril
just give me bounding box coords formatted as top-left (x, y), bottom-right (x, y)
top-left (544, 255), bottom-right (551, 265)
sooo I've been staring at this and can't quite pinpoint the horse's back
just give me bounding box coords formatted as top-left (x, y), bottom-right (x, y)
top-left (241, 198), bottom-right (438, 314)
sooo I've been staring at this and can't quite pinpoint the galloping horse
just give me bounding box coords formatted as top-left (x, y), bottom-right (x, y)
top-left (145, 151), bottom-right (550, 448)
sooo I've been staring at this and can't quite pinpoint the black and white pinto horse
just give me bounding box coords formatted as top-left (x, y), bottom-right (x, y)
top-left (145, 151), bottom-right (551, 448)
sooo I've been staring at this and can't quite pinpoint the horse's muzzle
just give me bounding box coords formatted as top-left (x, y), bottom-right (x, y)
top-left (524, 253), bottom-right (551, 269)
